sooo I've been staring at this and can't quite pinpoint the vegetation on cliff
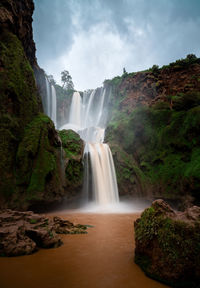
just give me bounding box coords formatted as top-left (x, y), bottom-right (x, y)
top-left (106, 55), bottom-right (200, 206)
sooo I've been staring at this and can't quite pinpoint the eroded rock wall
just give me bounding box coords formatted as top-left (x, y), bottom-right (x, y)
top-left (105, 57), bottom-right (200, 206)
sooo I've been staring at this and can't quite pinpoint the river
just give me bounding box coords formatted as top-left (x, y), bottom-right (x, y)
top-left (0, 213), bottom-right (169, 288)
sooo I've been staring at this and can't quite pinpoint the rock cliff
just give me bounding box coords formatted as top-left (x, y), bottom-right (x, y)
top-left (105, 56), bottom-right (200, 207)
top-left (0, 0), bottom-right (84, 210)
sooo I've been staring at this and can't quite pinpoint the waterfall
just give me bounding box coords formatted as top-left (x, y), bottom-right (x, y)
top-left (45, 77), bottom-right (51, 116)
top-left (60, 88), bottom-right (119, 206)
top-left (43, 77), bottom-right (57, 128)
top-left (85, 143), bottom-right (119, 205)
top-left (51, 85), bottom-right (57, 128)
top-left (69, 91), bottom-right (82, 128)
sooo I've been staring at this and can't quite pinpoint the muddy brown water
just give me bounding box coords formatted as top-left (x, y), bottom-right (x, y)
top-left (0, 213), bottom-right (169, 288)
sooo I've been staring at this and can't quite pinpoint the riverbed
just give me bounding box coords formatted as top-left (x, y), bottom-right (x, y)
top-left (0, 213), bottom-right (168, 288)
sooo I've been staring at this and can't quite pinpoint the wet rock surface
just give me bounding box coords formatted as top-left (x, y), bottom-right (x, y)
top-left (0, 209), bottom-right (87, 257)
top-left (134, 199), bottom-right (200, 287)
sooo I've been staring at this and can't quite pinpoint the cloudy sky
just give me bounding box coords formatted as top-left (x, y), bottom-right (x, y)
top-left (33, 0), bottom-right (200, 91)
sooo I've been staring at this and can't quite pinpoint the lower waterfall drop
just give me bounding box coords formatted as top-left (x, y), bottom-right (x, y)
top-left (60, 89), bottom-right (119, 207)
top-left (85, 143), bottom-right (119, 205)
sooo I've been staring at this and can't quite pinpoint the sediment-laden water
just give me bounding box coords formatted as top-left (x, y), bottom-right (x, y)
top-left (0, 213), bottom-right (169, 288)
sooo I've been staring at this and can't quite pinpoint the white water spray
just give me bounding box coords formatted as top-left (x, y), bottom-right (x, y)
top-left (60, 88), bottom-right (119, 206)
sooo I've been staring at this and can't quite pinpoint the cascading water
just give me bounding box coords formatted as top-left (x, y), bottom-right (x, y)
top-left (43, 77), bottom-right (57, 128)
top-left (60, 88), bottom-right (119, 206)
top-left (45, 77), bottom-right (51, 116)
top-left (51, 85), bottom-right (57, 127)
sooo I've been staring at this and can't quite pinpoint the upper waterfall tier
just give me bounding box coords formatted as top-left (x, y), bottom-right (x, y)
top-left (59, 88), bottom-right (109, 143)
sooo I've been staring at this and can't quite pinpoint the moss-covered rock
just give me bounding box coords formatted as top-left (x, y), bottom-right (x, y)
top-left (0, 30), bottom-right (40, 204)
top-left (59, 129), bottom-right (84, 199)
top-left (134, 199), bottom-right (200, 287)
top-left (15, 114), bottom-right (65, 208)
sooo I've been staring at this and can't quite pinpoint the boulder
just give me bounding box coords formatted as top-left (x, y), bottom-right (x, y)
top-left (134, 199), bottom-right (200, 287)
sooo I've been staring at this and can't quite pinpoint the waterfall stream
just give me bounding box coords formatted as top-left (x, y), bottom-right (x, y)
top-left (43, 77), bottom-right (57, 128)
top-left (60, 89), bottom-right (119, 206)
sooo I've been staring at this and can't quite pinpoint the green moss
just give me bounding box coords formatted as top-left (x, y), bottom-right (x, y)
top-left (29, 219), bottom-right (38, 224)
top-left (59, 129), bottom-right (82, 157)
top-left (16, 114), bottom-right (58, 201)
top-left (135, 206), bottom-right (200, 287)
top-left (0, 31), bottom-right (39, 125)
top-left (59, 129), bottom-right (83, 188)
top-left (0, 30), bottom-right (40, 199)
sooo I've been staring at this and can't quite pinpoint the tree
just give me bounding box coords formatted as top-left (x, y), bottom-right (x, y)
top-left (47, 74), bottom-right (56, 85)
top-left (151, 64), bottom-right (159, 74)
top-left (61, 70), bottom-right (74, 90)
top-left (186, 54), bottom-right (197, 60)
top-left (123, 67), bottom-right (127, 74)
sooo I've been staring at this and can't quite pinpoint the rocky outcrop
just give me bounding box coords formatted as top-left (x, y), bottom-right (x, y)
top-left (106, 56), bottom-right (200, 206)
top-left (134, 199), bottom-right (200, 287)
top-left (0, 209), bottom-right (87, 257)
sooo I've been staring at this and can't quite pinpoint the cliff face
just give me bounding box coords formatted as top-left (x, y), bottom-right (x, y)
top-left (108, 57), bottom-right (200, 114)
top-left (0, 0), bottom-right (83, 210)
top-left (106, 56), bottom-right (200, 207)
top-left (0, 0), bottom-right (36, 66)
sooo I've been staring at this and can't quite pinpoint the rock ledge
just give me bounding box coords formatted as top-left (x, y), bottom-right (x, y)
top-left (0, 209), bottom-right (87, 257)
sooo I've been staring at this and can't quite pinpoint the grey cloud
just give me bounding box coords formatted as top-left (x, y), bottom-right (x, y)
top-left (33, 0), bottom-right (74, 60)
top-left (33, 0), bottom-right (200, 90)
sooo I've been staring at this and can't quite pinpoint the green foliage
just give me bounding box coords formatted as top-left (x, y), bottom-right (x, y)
top-left (29, 219), bottom-right (38, 224)
top-left (161, 54), bottom-right (200, 70)
top-left (172, 92), bottom-right (200, 111)
top-left (106, 88), bottom-right (200, 203)
top-left (149, 64), bottom-right (160, 75)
